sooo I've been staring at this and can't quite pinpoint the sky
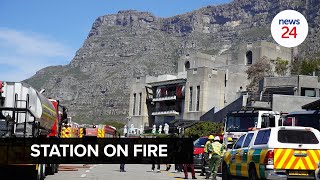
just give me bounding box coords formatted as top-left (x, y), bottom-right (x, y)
top-left (0, 0), bottom-right (231, 82)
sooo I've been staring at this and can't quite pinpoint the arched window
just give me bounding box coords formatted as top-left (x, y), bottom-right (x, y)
top-left (246, 51), bottom-right (252, 65)
top-left (185, 61), bottom-right (190, 70)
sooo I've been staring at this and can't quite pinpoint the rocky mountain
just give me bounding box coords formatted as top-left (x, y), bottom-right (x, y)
top-left (24, 0), bottom-right (320, 124)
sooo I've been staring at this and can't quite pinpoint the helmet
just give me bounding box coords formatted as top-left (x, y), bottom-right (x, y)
top-left (228, 137), bottom-right (233, 142)
top-left (208, 135), bottom-right (214, 140)
top-left (214, 136), bottom-right (220, 141)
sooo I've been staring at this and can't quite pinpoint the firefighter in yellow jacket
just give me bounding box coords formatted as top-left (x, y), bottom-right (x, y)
top-left (207, 136), bottom-right (226, 180)
top-left (201, 135), bottom-right (214, 176)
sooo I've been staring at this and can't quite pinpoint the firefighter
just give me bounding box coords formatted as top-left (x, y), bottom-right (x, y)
top-left (227, 137), bottom-right (234, 149)
top-left (201, 135), bottom-right (214, 176)
top-left (207, 136), bottom-right (226, 180)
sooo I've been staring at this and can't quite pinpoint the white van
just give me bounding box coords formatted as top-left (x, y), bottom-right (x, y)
top-left (222, 126), bottom-right (320, 180)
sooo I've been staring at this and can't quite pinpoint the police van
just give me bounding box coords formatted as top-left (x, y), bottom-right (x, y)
top-left (222, 126), bottom-right (320, 180)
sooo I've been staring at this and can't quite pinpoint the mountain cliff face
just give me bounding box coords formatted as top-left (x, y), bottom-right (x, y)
top-left (24, 0), bottom-right (320, 123)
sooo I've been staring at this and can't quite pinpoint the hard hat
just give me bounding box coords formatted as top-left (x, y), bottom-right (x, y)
top-left (208, 135), bottom-right (214, 140)
top-left (228, 137), bottom-right (233, 142)
top-left (214, 136), bottom-right (220, 141)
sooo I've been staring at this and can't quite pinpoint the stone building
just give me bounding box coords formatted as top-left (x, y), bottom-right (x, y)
top-left (128, 41), bottom-right (292, 128)
top-left (201, 75), bottom-right (320, 122)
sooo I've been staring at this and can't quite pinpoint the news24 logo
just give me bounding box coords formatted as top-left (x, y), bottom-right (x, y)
top-left (271, 10), bottom-right (308, 48)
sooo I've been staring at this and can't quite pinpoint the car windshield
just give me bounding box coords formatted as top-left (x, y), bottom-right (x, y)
top-left (226, 114), bottom-right (258, 132)
top-left (194, 137), bottom-right (208, 148)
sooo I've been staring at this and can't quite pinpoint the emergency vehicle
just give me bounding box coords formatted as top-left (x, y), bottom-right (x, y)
top-left (222, 126), bottom-right (320, 180)
top-left (60, 117), bottom-right (79, 138)
top-left (97, 124), bottom-right (116, 138)
top-left (223, 110), bottom-right (281, 146)
top-left (283, 110), bottom-right (320, 131)
top-left (0, 81), bottom-right (68, 179)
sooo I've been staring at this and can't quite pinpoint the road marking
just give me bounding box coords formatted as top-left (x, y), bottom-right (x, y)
top-left (168, 173), bottom-right (174, 177)
top-left (89, 167), bottom-right (93, 169)
top-left (94, 165), bottom-right (97, 167)
top-left (176, 178), bottom-right (183, 180)
top-left (86, 170), bottom-right (90, 173)
top-left (80, 174), bottom-right (86, 178)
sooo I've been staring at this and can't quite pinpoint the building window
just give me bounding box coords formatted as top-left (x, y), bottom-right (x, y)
top-left (246, 51), bottom-right (252, 65)
top-left (196, 86), bottom-right (200, 111)
top-left (189, 87), bottom-right (193, 111)
top-left (139, 93), bottom-right (142, 115)
top-left (133, 93), bottom-right (136, 115)
top-left (185, 61), bottom-right (190, 71)
top-left (301, 88), bottom-right (315, 97)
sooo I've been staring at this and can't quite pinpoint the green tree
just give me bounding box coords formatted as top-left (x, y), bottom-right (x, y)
top-left (274, 57), bottom-right (289, 76)
top-left (184, 121), bottom-right (223, 138)
top-left (291, 58), bottom-right (320, 75)
top-left (245, 56), bottom-right (272, 92)
top-left (301, 59), bottom-right (320, 75)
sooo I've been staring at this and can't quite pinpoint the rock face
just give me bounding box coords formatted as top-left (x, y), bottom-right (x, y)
top-left (24, 0), bottom-right (320, 124)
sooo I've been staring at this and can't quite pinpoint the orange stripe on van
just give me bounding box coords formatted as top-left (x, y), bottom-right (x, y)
top-left (288, 157), bottom-right (300, 169)
top-left (278, 149), bottom-right (293, 168)
top-left (274, 149), bottom-right (286, 165)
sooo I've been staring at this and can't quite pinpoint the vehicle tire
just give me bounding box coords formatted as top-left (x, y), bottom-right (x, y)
top-left (248, 165), bottom-right (259, 180)
top-left (40, 164), bottom-right (45, 180)
top-left (46, 164), bottom-right (55, 175)
top-left (222, 162), bottom-right (232, 180)
top-left (29, 165), bottom-right (41, 180)
top-left (54, 164), bottom-right (59, 173)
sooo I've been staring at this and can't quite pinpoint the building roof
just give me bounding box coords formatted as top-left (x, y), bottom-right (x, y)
top-left (302, 99), bottom-right (320, 110)
top-left (147, 78), bottom-right (186, 87)
top-left (288, 110), bottom-right (320, 115)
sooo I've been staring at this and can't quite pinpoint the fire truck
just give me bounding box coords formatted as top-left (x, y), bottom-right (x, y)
top-left (0, 81), bottom-right (68, 179)
top-left (103, 125), bottom-right (116, 138)
top-left (80, 124), bottom-right (116, 138)
top-left (282, 110), bottom-right (320, 131)
top-left (223, 110), bottom-right (281, 146)
top-left (83, 124), bottom-right (98, 137)
top-left (60, 117), bottom-right (79, 138)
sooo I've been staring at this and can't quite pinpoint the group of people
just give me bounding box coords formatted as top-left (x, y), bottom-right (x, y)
top-left (119, 135), bottom-right (226, 180)
top-left (202, 135), bottom-right (226, 180)
top-left (174, 135), bottom-right (226, 180)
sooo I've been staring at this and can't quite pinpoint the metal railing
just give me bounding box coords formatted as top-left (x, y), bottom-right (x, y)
top-left (155, 91), bottom-right (176, 98)
top-left (155, 106), bottom-right (179, 112)
top-left (247, 92), bottom-right (272, 103)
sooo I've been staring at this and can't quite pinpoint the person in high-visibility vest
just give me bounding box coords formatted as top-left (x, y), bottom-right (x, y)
top-left (207, 136), bottom-right (226, 180)
top-left (201, 135), bottom-right (214, 176)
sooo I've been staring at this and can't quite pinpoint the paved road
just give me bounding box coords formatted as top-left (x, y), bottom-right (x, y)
top-left (46, 164), bottom-right (223, 180)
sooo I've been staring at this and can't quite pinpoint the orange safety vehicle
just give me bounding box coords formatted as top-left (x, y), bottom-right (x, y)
top-left (83, 124), bottom-right (98, 137)
top-left (60, 117), bottom-right (79, 138)
top-left (104, 125), bottom-right (116, 138)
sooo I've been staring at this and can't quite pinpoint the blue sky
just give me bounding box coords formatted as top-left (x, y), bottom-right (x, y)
top-left (0, 0), bottom-right (230, 81)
